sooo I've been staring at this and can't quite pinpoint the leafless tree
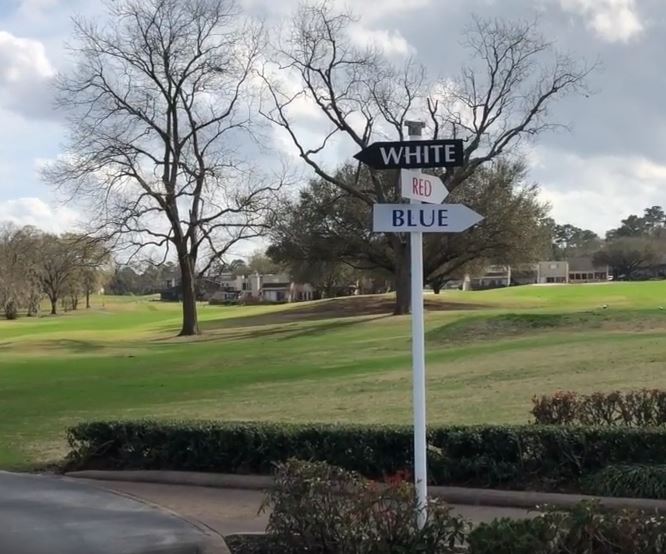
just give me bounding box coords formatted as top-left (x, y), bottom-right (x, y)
top-left (0, 225), bottom-right (40, 319)
top-left (261, 3), bottom-right (593, 314)
top-left (45, 0), bottom-right (280, 335)
top-left (35, 233), bottom-right (106, 316)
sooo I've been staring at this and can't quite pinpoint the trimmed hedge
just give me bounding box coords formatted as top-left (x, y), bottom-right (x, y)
top-left (532, 389), bottom-right (666, 426)
top-left (66, 420), bottom-right (666, 490)
top-left (468, 503), bottom-right (666, 554)
top-left (582, 464), bottom-right (666, 500)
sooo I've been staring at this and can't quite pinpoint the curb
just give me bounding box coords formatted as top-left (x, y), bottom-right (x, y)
top-left (62, 474), bottom-right (231, 554)
top-left (66, 470), bottom-right (666, 513)
top-left (67, 470), bottom-right (273, 490)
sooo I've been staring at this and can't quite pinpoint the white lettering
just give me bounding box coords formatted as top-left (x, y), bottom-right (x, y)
top-left (430, 144), bottom-right (444, 164)
top-left (404, 146), bottom-right (421, 165)
top-left (444, 144), bottom-right (456, 163)
top-left (380, 146), bottom-right (403, 165)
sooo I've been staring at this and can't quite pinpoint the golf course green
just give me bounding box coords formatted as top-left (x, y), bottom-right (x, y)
top-left (1, 281), bottom-right (665, 470)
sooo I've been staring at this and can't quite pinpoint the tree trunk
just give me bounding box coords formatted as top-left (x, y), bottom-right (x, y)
top-left (50, 296), bottom-right (57, 315)
top-left (432, 282), bottom-right (442, 294)
top-left (179, 255), bottom-right (200, 336)
top-left (393, 239), bottom-right (411, 315)
top-left (86, 289), bottom-right (91, 309)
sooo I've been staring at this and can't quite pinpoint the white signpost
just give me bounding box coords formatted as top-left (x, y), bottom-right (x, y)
top-left (356, 126), bottom-right (482, 529)
top-left (400, 169), bottom-right (448, 204)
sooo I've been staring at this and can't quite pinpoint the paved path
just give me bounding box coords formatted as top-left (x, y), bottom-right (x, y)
top-left (73, 478), bottom-right (535, 536)
top-left (0, 472), bottom-right (225, 554)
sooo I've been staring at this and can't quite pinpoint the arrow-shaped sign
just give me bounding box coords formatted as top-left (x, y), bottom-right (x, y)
top-left (354, 139), bottom-right (463, 169)
top-left (372, 203), bottom-right (483, 233)
top-left (401, 169), bottom-right (448, 204)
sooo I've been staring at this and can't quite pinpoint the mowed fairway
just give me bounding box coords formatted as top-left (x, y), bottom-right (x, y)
top-left (1, 282), bottom-right (666, 470)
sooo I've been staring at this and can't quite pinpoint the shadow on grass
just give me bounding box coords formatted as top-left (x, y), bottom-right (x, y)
top-left (200, 295), bottom-right (484, 332)
top-left (0, 339), bottom-right (106, 355)
top-left (190, 314), bottom-right (394, 343)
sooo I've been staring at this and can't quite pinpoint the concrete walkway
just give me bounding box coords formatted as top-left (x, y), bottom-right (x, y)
top-left (72, 478), bottom-right (535, 536)
top-left (0, 472), bottom-right (227, 554)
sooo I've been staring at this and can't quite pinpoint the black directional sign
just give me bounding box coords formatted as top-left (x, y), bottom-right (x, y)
top-left (354, 139), bottom-right (464, 170)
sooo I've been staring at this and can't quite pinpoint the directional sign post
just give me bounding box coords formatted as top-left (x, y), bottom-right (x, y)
top-left (354, 139), bottom-right (463, 169)
top-left (357, 128), bottom-right (482, 530)
top-left (401, 169), bottom-right (448, 204)
top-left (373, 203), bottom-right (483, 232)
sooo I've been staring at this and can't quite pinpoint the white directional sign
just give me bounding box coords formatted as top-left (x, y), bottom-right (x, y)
top-left (354, 139), bottom-right (463, 169)
top-left (400, 169), bottom-right (448, 204)
top-left (373, 203), bottom-right (483, 233)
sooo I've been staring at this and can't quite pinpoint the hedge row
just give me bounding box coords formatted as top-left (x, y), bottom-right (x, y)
top-left (532, 389), bottom-right (666, 426)
top-left (66, 420), bottom-right (666, 489)
top-left (582, 464), bottom-right (666, 500)
top-left (468, 504), bottom-right (666, 554)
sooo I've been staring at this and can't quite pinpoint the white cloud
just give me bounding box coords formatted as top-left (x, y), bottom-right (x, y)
top-left (0, 197), bottom-right (80, 233)
top-left (0, 31), bottom-right (55, 82)
top-left (559, 0), bottom-right (643, 42)
top-left (242, 0), bottom-right (432, 22)
top-left (530, 145), bottom-right (666, 235)
top-left (0, 31), bottom-right (57, 119)
top-left (350, 25), bottom-right (416, 57)
top-left (18, 0), bottom-right (61, 19)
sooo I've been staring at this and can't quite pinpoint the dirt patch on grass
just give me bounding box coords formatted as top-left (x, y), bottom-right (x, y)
top-left (204, 295), bottom-right (484, 330)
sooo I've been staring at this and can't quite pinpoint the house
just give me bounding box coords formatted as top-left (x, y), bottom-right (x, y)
top-left (465, 264), bottom-right (538, 290)
top-left (469, 265), bottom-right (511, 289)
top-left (205, 272), bottom-right (315, 304)
top-left (535, 258), bottom-right (610, 284)
top-left (449, 257), bottom-right (612, 291)
top-left (536, 261), bottom-right (568, 284)
top-left (568, 257), bottom-right (610, 283)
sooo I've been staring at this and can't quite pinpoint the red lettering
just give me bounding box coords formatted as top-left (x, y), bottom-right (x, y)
top-left (424, 179), bottom-right (431, 197)
top-left (412, 178), bottom-right (419, 194)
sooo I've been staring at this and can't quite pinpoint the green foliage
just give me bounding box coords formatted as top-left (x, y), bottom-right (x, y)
top-left (225, 534), bottom-right (273, 554)
top-left (468, 502), bottom-right (666, 554)
top-left (467, 517), bottom-right (555, 554)
top-left (582, 465), bottom-right (666, 500)
top-left (67, 421), bottom-right (666, 492)
top-left (264, 459), bottom-right (468, 554)
top-left (532, 390), bottom-right (666, 426)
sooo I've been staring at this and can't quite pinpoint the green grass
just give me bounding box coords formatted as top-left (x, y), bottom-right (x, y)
top-left (1, 282), bottom-right (666, 470)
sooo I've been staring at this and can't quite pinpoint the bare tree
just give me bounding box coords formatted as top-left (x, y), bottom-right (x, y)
top-left (35, 233), bottom-right (105, 316)
top-left (262, 3), bottom-right (593, 314)
top-left (46, 0), bottom-right (280, 335)
top-left (0, 225), bottom-right (44, 319)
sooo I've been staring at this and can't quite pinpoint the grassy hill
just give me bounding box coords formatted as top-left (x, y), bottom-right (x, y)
top-left (1, 281), bottom-right (666, 470)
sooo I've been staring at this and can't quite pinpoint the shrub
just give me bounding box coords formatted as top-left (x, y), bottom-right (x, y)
top-left (66, 420), bottom-right (666, 493)
top-left (263, 459), bottom-right (468, 554)
top-left (467, 516), bottom-right (556, 554)
top-left (531, 389), bottom-right (666, 426)
top-left (582, 465), bottom-right (666, 500)
top-left (532, 391), bottom-right (579, 425)
top-left (468, 502), bottom-right (666, 554)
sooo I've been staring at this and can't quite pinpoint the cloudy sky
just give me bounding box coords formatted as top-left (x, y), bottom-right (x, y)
top-left (0, 0), bottom-right (663, 236)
